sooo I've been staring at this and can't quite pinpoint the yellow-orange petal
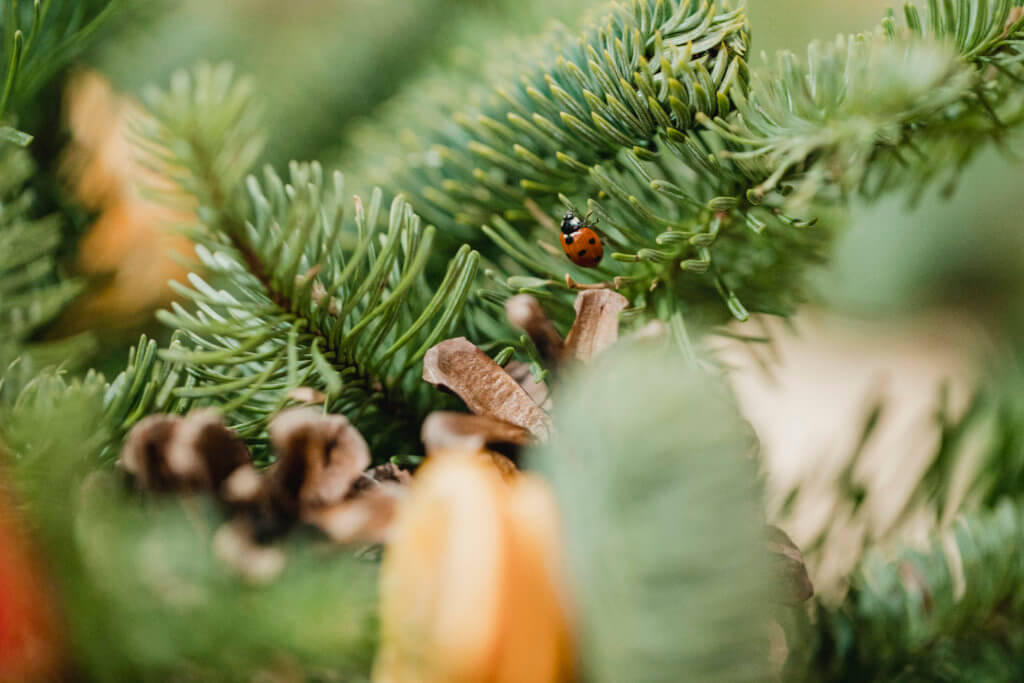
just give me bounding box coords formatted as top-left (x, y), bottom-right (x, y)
top-left (490, 473), bottom-right (575, 683)
top-left (373, 453), bottom-right (574, 683)
top-left (374, 453), bottom-right (508, 683)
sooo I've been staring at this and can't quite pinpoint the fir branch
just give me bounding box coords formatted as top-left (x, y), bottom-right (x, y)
top-left (0, 144), bottom-right (88, 393)
top-left (345, 0), bottom-right (1024, 347)
top-left (0, 0), bottom-right (130, 393)
top-left (135, 64), bottom-right (480, 455)
top-left (807, 498), bottom-right (1024, 681)
top-left (346, 0), bottom-right (826, 340)
top-left (4, 370), bottom-right (378, 682)
top-left (702, 0), bottom-right (1024, 210)
top-left (0, 0), bottom-right (123, 138)
top-left (376, 0), bottom-right (749, 241)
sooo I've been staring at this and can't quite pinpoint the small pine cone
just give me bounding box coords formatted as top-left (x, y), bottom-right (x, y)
top-left (349, 463), bottom-right (414, 497)
top-left (235, 408), bottom-right (370, 540)
top-left (118, 411), bottom-right (250, 494)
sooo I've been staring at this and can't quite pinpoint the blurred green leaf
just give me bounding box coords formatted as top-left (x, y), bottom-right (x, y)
top-left (532, 346), bottom-right (776, 682)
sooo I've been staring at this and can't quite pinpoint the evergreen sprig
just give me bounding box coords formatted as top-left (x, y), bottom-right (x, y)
top-left (0, 0), bottom-right (129, 401)
top-left (809, 498), bottom-right (1024, 681)
top-left (375, 0), bottom-right (748, 241)
top-left (135, 64), bottom-right (481, 455)
top-left (0, 146), bottom-right (87, 393)
top-left (345, 0), bottom-right (1024, 346)
top-left (701, 0), bottom-right (1024, 210)
top-left (344, 0), bottom-right (826, 341)
top-left (0, 0), bottom-right (122, 142)
top-left (4, 368), bottom-right (378, 682)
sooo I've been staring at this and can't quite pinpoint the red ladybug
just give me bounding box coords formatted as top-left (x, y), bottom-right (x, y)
top-left (559, 210), bottom-right (603, 268)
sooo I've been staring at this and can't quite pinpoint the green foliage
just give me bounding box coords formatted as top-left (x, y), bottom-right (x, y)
top-left (899, 358), bottom-right (1024, 523)
top-left (0, 0), bottom-right (128, 394)
top-left (373, 0), bottom-right (748, 237)
top-left (3, 0), bottom-right (1024, 680)
top-left (0, 0), bottom-right (123, 140)
top-left (5, 371), bottom-right (378, 682)
top-left (134, 64), bottom-right (480, 455)
top-left (93, 335), bottom-right (193, 458)
top-left (353, 0), bottom-right (772, 338)
top-left (343, 0), bottom-right (1024, 347)
top-left (533, 345), bottom-right (774, 682)
top-left (704, 0), bottom-right (1024, 210)
top-left (808, 498), bottom-right (1024, 681)
top-left (0, 145), bottom-right (88, 392)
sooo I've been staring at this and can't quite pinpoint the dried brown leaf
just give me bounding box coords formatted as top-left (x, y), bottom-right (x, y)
top-left (423, 338), bottom-right (550, 438)
top-left (310, 483), bottom-right (405, 545)
top-left (563, 290), bottom-right (628, 363)
top-left (421, 411), bottom-right (531, 457)
top-left (505, 294), bottom-right (564, 364)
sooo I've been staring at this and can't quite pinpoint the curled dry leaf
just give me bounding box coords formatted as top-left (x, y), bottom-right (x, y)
top-left (505, 294), bottom-right (564, 364)
top-left (563, 289), bottom-right (629, 363)
top-left (505, 360), bottom-right (552, 409)
top-left (765, 526), bottom-right (814, 605)
top-left (421, 411), bottom-right (531, 456)
top-left (308, 483), bottom-right (406, 545)
top-left (423, 337), bottom-right (550, 438)
top-left (119, 411), bottom-right (250, 493)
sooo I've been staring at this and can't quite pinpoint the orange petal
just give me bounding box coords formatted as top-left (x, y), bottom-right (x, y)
top-left (490, 474), bottom-right (575, 683)
top-left (374, 455), bottom-right (574, 683)
top-left (375, 454), bottom-right (508, 683)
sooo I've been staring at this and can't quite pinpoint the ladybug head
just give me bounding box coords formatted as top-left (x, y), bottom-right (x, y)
top-left (560, 210), bottom-right (580, 234)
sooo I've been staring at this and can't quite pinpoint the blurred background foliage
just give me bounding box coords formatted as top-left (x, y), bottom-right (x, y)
top-left (71, 0), bottom-right (1024, 353)
top-left (23, 0), bottom-right (1024, 612)
top-left (4, 0), bottom-right (1024, 679)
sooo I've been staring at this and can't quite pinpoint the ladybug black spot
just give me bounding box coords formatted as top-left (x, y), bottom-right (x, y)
top-left (589, 238), bottom-right (596, 244)
top-left (578, 249), bottom-right (587, 256)
top-left (564, 235), bottom-right (574, 245)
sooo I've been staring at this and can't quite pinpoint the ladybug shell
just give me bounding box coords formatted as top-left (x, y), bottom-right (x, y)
top-left (560, 227), bottom-right (603, 268)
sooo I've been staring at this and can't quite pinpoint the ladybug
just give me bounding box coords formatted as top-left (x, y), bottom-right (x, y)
top-left (559, 210), bottom-right (603, 268)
